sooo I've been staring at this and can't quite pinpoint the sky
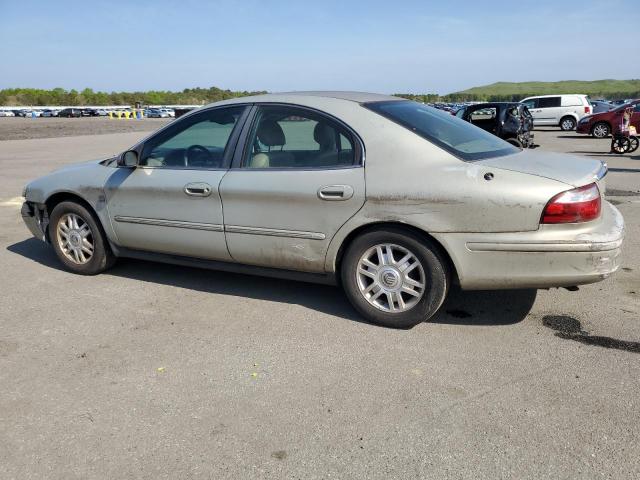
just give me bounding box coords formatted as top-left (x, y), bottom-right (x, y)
top-left (0, 0), bottom-right (638, 94)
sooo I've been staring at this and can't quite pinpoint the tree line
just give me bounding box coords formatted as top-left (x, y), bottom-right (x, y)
top-left (0, 87), bottom-right (266, 106)
top-left (2, 87), bottom-right (638, 106)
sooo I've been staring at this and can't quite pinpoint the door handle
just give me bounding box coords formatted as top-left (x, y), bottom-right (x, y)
top-left (184, 182), bottom-right (212, 197)
top-left (318, 185), bottom-right (354, 201)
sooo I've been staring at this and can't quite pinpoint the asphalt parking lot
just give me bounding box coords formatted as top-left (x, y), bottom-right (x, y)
top-left (1, 121), bottom-right (639, 479)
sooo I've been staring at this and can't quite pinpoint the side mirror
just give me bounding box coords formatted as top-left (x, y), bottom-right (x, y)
top-left (120, 150), bottom-right (138, 167)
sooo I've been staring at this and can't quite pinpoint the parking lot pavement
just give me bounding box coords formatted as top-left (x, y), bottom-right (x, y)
top-left (0, 129), bottom-right (638, 479)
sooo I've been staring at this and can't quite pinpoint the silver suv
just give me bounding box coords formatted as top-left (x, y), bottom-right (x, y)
top-left (521, 94), bottom-right (592, 131)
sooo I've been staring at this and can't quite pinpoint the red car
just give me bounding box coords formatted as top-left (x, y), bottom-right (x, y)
top-left (576, 100), bottom-right (640, 138)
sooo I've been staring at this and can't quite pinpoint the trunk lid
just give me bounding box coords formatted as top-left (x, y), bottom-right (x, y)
top-left (476, 150), bottom-right (606, 188)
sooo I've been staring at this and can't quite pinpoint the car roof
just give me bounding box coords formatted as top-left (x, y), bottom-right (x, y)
top-left (203, 91), bottom-right (401, 109)
top-left (465, 102), bottom-right (521, 108)
top-left (522, 94), bottom-right (588, 99)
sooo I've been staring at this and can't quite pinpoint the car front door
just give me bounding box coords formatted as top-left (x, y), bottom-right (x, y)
top-left (105, 105), bottom-right (249, 260)
top-left (219, 104), bottom-right (366, 273)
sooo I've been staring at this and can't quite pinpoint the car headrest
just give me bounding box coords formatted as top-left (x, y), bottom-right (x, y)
top-left (313, 122), bottom-right (336, 150)
top-left (257, 120), bottom-right (286, 147)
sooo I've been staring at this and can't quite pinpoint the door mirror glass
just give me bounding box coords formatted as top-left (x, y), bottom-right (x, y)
top-left (121, 150), bottom-right (138, 167)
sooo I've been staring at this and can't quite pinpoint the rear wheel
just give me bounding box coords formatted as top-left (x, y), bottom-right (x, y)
top-left (506, 138), bottom-right (523, 148)
top-left (560, 116), bottom-right (577, 131)
top-left (341, 228), bottom-right (449, 329)
top-left (611, 137), bottom-right (630, 154)
top-left (592, 122), bottom-right (610, 138)
top-left (628, 136), bottom-right (639, 153)
top-left (49, 201), bottom-right (115, 275)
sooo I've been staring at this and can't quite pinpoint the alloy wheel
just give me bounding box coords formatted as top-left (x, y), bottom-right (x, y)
top-left (56, 213), bottom-right (94, 264)
top-left (356, 243), bottom-right (426, 313)
top-left (592, 123), bottom-right (609, 138)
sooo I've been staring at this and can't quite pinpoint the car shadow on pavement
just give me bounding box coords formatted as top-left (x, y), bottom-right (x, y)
top-left (7, 238), bottom-right (536, 327)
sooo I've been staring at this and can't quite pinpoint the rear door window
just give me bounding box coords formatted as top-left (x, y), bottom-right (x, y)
top-left (242, 105), bottom-right (357, 169)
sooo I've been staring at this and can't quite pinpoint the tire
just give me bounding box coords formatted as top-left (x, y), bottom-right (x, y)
top-left (560, 116), bottom-right (577, 131)
top-left (506, 138), bottom-right (523, 148)
top-left (48, 201), bottom-right (115, 275)
top-left (628, 136), bottom-right (639, 153)
top-left (611, 137), bottom-right (630, 154)
top-left (591, 122), bottom-right (610, 138)
top-left (341, 227), bottom-right (449, 329)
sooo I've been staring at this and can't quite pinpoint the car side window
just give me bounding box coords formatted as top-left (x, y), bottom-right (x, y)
top-left (522, 99), bottom-right (537, 109)
top-left (140, 106), bottom-right (245, 169)
top-left (538, 97), bottom-right (561, 108)
top-left (243, 106), bottom-right (356, 169)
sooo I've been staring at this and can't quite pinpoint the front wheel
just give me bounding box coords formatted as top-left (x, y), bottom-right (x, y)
top-left (341, 228), bottom-right (449, 329)
top-left (628, 136), bottom-right (639, 153)
top-left (560, 116), bottom-right (577, 131)
top-left (506, 138), bottom-right (523, 148)
top-left (49, 201), bottom-right (115, 275)
top-left (592, 122), bottom-right (610, 138)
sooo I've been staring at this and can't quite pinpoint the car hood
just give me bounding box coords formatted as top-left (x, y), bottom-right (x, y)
top-left (475, 150), bottom-right (606, 187)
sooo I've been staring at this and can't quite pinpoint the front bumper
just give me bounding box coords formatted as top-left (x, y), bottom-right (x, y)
top-left (576, 122), bottom-right (591, 134)
top-left (434, 201), bottom-right (624, 290)
top-left (21, 201), bottom-right (48, 242)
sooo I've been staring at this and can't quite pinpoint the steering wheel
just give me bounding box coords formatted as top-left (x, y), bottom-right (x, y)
top-left (185, 144), bottom-right (216, 167)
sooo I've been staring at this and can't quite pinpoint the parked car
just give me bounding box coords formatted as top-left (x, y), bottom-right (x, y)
top-left (58, 108), bottom-right (82, 118)
top-left (146, 108), bottom-right (170, 118)
top-left (21, 92), bottom-right (623, 329)
top-left (455, 102), bottom-right (534, 148)
top-left (590, 100), bottom-right (613, 114)
top-left (40, 109), bottom-right (59, 117)
top-left (160, 108), bottom-right (175, 117)
top-left (520, 94), bottom-right (592, 131)
top-left (577, 100), bottom-right (640, 138)
top-left (93, 109), bottom-right (109, 116)
top-left (0, 110), bottom-right (15, 117)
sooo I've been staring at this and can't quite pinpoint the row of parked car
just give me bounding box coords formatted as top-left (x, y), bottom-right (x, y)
top-left (431, 95), bottom-right (640, 147)
top-left (0, 107), bottom-right (176, 118)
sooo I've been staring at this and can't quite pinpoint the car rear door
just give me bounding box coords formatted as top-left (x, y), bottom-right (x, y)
top-left (535, 96), bottom-right (562, 125)
top-left (219, 104), bottom-right (365, 273)
top-left (105, 105), bottom-right (250, 260)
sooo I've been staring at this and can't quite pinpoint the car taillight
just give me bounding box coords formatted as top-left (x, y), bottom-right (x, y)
top-left (585, 106), bottom-right (591, 114)
top-left (541, 183), bottom-right (601, 224)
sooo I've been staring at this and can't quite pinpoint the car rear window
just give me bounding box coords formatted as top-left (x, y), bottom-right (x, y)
top-left (364, 101), bottom-right (518, 161)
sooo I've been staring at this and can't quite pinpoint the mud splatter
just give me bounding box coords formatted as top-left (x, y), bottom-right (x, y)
top-left (271, 450), bottom-right (287, 460)
top-left (543, 315), bottom-right (640, 354)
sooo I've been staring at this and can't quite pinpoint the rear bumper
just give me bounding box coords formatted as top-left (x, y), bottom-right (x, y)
top-left (434, 202), bottom-right (624, 290)
top-left (21, 201), bottom-right (48, 242)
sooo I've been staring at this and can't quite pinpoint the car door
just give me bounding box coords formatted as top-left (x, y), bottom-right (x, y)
top-left (536, 96), bottom-right (562, 125)
top-left (219, 104), bottom-right (366, 273)
top-left (105, 105), bottom-right (250, 260)
top-left (522, 98), bottom-right (542, 125)
top-left (632, 102), bottom-right (640, 129)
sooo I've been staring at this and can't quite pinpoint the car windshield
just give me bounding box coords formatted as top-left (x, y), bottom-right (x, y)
top-left (365, 101), bottom-right (518, 161)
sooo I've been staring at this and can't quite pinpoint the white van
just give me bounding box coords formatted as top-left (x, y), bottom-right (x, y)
top-left (520, 94), bottom-right (592, 131)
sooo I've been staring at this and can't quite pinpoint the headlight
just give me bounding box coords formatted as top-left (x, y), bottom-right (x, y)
top-left (579, 117), bottom-right (591, 124)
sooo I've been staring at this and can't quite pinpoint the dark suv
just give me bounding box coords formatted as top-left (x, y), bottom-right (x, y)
top-left (58, 108), bottom-right (82, 118)
top-left (456, 102), bottom-right (534, 148)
